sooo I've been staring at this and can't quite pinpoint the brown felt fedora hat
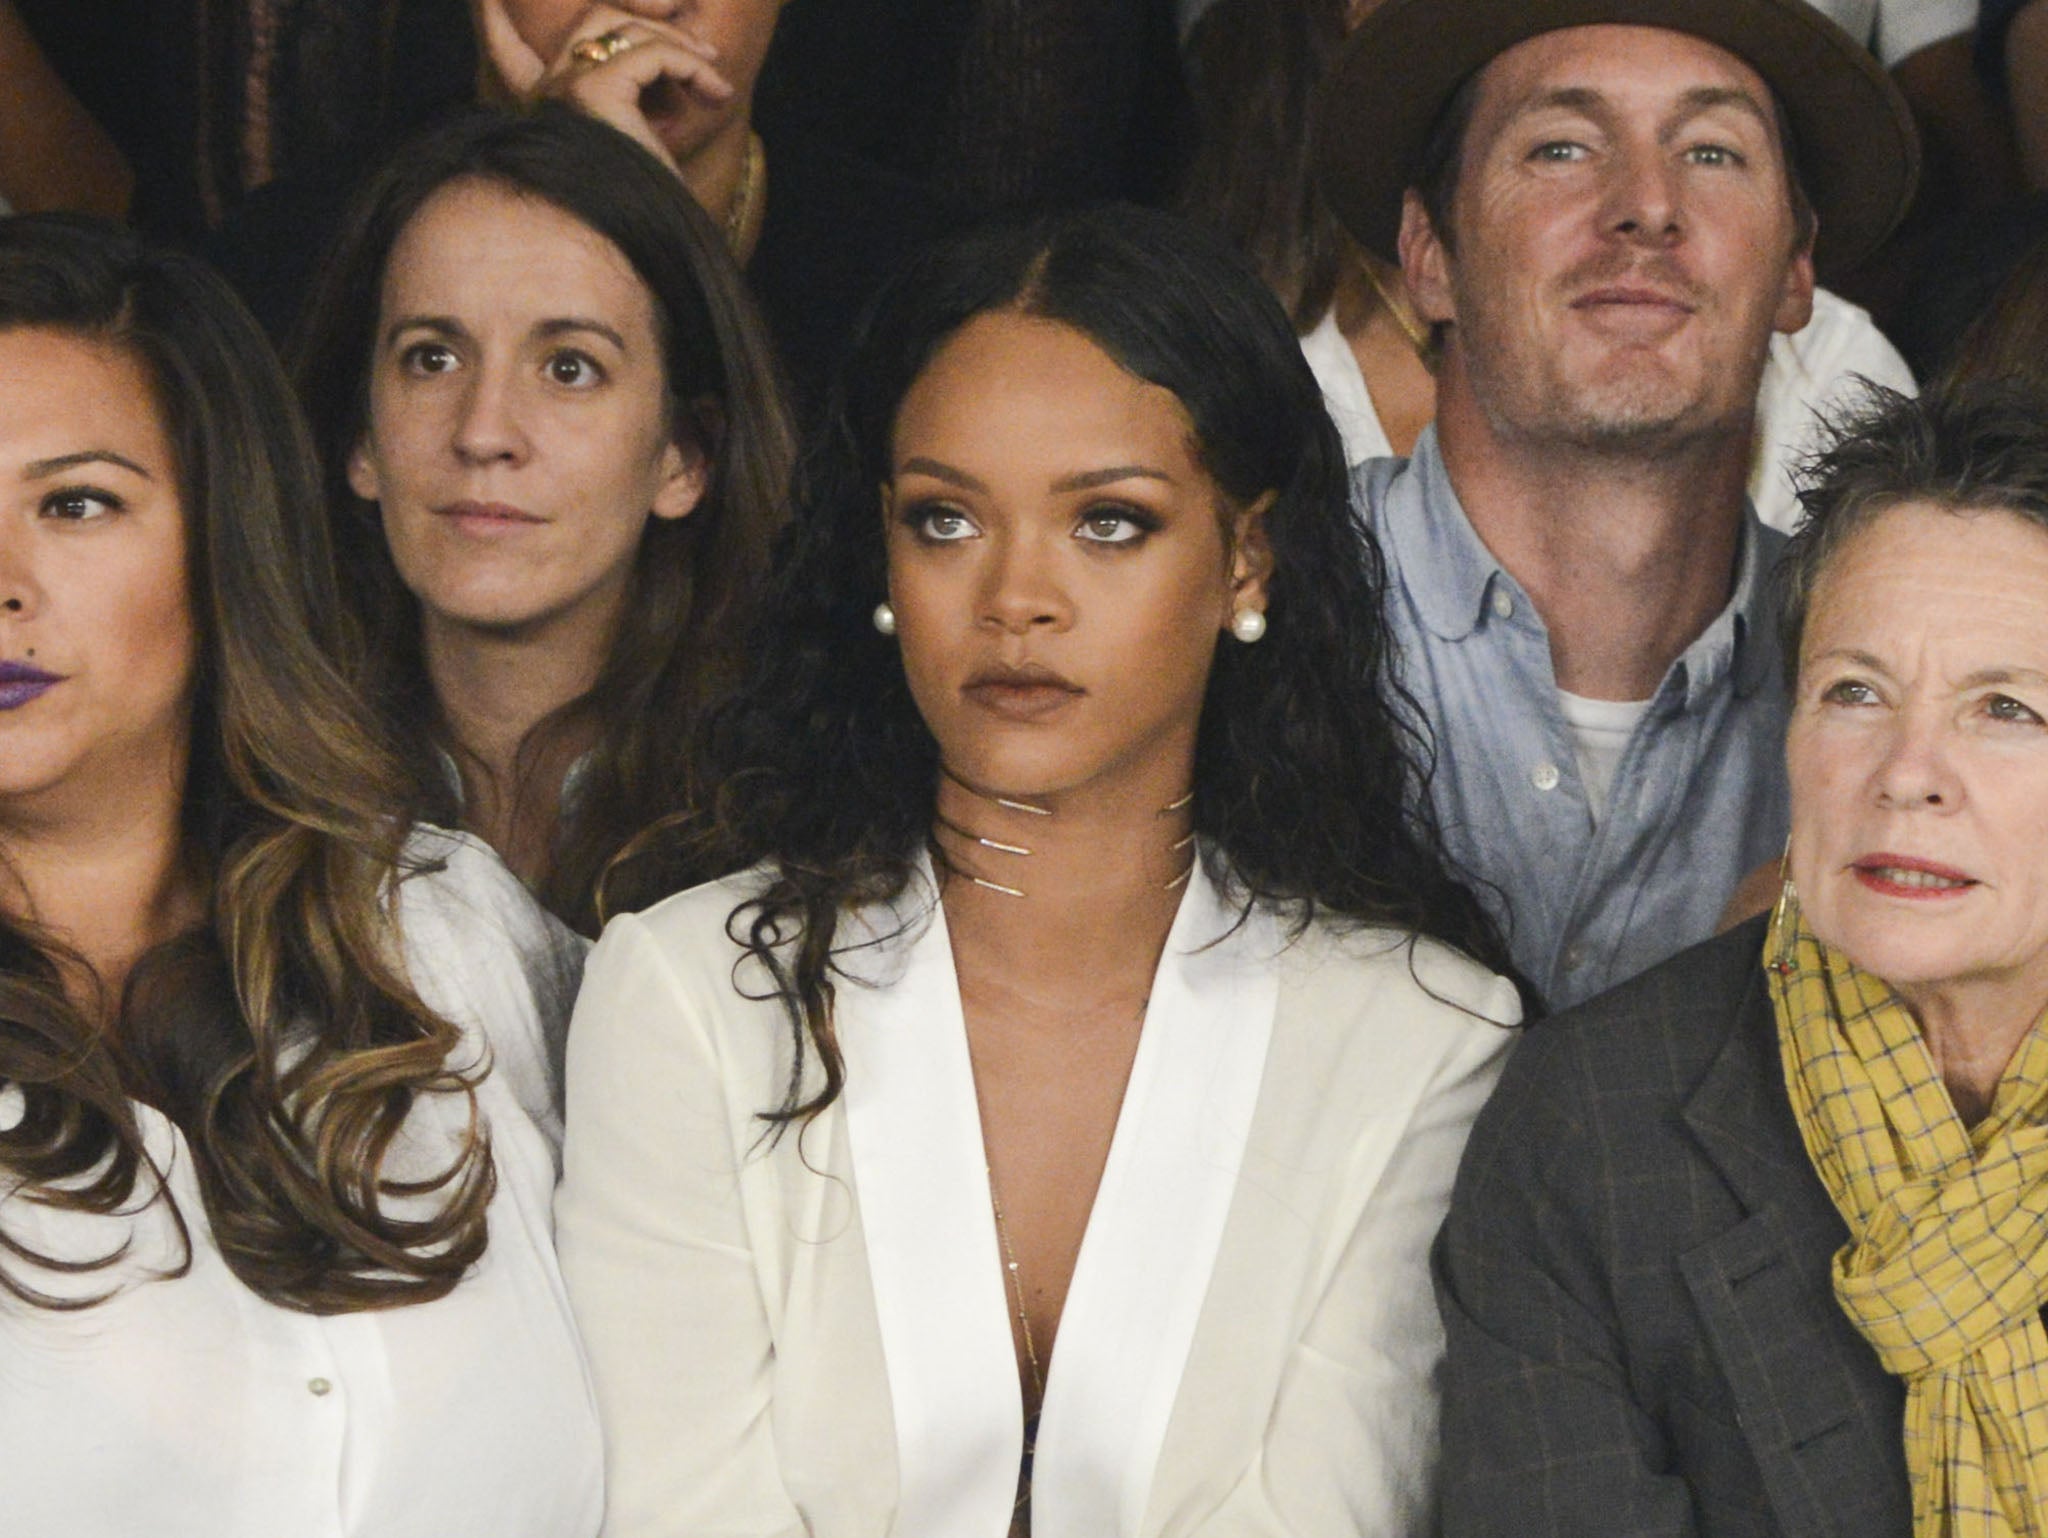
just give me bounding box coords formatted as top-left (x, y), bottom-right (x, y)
top-left (1313, 0), bottom-right (1919, 282)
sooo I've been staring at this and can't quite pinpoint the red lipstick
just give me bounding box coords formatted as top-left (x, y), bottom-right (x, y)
top-left (1850, 853), bottom-right (1977, 900)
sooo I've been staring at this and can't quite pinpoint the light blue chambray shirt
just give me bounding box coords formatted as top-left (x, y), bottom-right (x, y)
top-left (1361, 428), bottom-right (1790, 1010)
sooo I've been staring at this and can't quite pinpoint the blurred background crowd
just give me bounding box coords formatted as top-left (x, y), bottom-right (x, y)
top-left (3, 0), bottom-right (2042, 402)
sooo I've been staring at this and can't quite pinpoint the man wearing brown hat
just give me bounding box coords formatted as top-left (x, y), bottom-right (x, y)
top-left (1314, 0), bottom-right (1918, 1010)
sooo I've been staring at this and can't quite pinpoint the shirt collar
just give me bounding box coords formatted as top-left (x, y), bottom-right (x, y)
top-left (1677, 507), bottom-right (1784, 709)
top-left (1376, 427), bottom-right (1784, 706)
top-left (1374, 426), bottom-right (1513, 644)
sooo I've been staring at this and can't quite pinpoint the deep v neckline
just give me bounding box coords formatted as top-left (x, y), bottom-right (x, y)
top-left (836, 856), bottom-right (1281, 1537)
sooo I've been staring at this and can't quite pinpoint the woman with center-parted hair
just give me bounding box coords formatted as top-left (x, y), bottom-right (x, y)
top-left (0, 214), bottom-right (600, 1537)
top-left (294, 105), bottom-right (791, 938)
top-left (556, 203), bottom-right (1523, 1538)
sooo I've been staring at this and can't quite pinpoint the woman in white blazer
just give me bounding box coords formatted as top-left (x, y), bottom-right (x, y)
top-left (556, 205), bottom-right (1524, 1538)
top-left (0, 216), bottom-right (601, 1536)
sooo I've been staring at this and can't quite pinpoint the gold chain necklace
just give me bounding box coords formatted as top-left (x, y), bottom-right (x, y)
top-left (987, 1166), bottom-right (1046, 1406)
top-left (988, 1166), bottom-right (1042, 1534)
top-left (725, 132), bottom-right (764, 253)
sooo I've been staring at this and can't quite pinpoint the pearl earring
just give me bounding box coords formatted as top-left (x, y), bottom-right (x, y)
top-left (1230, 607), bottom-right (1267, 644)
top-left (872, 601), bottom-right (897, 636)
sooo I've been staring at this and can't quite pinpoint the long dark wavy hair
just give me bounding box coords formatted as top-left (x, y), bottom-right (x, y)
top-left (1177, 0), bottom-right (1355, 330)
top-left (294, 106), bottom-right (793, 935)
top-left (0, 214), bottom-right (493, 1311)
top-left (697, 203), bottom-right (1516, 1125)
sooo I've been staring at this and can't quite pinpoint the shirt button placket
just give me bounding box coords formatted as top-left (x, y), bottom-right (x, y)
top-left (295, 1327), bottom-right (347, 1538)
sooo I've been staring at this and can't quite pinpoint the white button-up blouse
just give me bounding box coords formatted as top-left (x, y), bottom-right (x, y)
top-left (0, 831), bottom-right (603, 1538)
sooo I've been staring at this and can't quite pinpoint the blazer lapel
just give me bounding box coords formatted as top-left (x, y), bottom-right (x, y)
top-left (837, 871), bottom-right (1024, 1538)
top-left (1676, 970), bottom-right (1910, 1536)
top-left (1032, 864), bottom-right (1279, 1538)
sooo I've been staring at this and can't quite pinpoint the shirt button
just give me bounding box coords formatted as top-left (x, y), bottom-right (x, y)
top-left (1531, 762), bottom-right (1561, 792)
top-left (1491, 588), bottom-right (1514, 620)
top-left (308, 1378), bottom-right (333, 1397)
top-left (1562, 944), bottom-right (1587, 972)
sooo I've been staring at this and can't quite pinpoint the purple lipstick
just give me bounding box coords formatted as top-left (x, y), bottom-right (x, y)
top-left (0, 659), bottom-right (61, 710)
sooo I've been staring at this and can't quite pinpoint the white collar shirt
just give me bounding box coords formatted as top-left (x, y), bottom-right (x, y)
top-left (0, 831), bottom-right (602, 1538)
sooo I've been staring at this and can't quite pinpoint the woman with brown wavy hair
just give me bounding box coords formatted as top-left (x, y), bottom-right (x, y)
top-left (295, 105), bottom-right (792, 937)
top-left (0, 213), bottom-right (600, 1536)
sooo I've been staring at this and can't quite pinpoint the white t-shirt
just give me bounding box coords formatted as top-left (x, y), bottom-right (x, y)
top-left (1557, 690), bottom-right (1653, 825)
top-left (1801, 0), bottom-right (1978, 67)
top-left (0, 830), bottom-right (602, 1538)
top-left (1303, 285), bottom-right (1917, 534)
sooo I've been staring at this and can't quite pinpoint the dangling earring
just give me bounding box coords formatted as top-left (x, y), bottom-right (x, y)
top-left (1230, 607), bottom-right (1266, 644)
top-left (1768, 837), bottom-right (1799, 976)
top-left (872, 602), bottom-right (897, 636)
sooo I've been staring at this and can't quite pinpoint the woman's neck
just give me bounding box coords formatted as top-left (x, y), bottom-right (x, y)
top-left (933, 761), bottom-right (1196, 1013)
top-left (421, 612), bottom-right (608, 885)
top-left (1335, 250), bottom-right (1437, 458)
top-left (1898, 978), bottom-right (2048, 1128)
top-left (1, 774), bottom-right (202, 1016)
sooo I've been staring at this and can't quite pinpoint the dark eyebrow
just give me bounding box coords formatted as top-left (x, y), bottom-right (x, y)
top-left (896, 457), bottom-right (988, 492)
top-left (534, 317), bottom-right (629, 351)
top-left (382, 314), bottom-right (631, 352)
top-left (1962, 666), bottom-right (2048, 690)
top-left (1666, 85), bottom-right (1774, 136)
top-left (23, 449), bottom-right (153, 480)
top-left (384, 314), bottom-right (464, 348)
top-left (1521, 86), bottom-right (1604, 117)
top-left (895, 459), bottom-right (1175, 495)
top-left (1052, 466), bottom-right (1174, 493)
top-left (1512, 83), bottom-right (1773, 136)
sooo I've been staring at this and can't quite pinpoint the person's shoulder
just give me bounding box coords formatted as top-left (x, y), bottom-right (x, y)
top-left (611, 864), bottom-right (783, 964)
top-left (1275, 917), bottom-right (1523, 1056)
top-left (1500, 914), bottom-right (1768, 1111)
top-left (397, 826), bottom-right (584, 973)
top-left (393, 826), bottom-right (586, 1096)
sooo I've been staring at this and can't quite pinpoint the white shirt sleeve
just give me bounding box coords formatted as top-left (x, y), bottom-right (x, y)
top-left (556, 907), bottom-right (816, 1537)
top-left (1301, 308), bottom-right (1398, 473)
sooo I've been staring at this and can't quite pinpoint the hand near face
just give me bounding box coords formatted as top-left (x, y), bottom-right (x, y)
top-left (473, 0), bottom-right (737, 177)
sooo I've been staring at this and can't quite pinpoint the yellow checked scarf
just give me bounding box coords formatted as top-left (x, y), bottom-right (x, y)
top-left (1768, 894), bottom-right (2048, 1538)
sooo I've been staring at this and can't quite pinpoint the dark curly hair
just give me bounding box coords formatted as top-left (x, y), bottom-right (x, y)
top-left (692, 203), bottom-right (1516, 1124)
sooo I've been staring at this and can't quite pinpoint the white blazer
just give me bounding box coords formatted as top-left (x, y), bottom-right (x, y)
top-left (0, 831), bottom-right (604, 1538)
top-left (557, 858), bottom-right (1519, 1538)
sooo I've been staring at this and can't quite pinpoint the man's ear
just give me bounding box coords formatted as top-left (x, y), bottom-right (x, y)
top-left (346, 439), bottom-right (381, 504)
top-left (650, 434), bottom-right (711, 522)
top-left (1773, 237), bottom-right (1817, 337)
top-left (1398, 188), bottom-right (1456, 325)
top-left (1224, 490), bottom-right (1278, 629)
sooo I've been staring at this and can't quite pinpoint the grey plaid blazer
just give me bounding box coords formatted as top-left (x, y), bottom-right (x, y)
top-left (1434, 915), bottom-right (1912, 1537)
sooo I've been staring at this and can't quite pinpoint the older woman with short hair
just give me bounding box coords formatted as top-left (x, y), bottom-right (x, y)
top-left (1436, 380), bottom-right (2048, 1538)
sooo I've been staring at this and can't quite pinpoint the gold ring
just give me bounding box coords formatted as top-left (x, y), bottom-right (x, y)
top-left (569, 29), bottom-right (637, 66)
